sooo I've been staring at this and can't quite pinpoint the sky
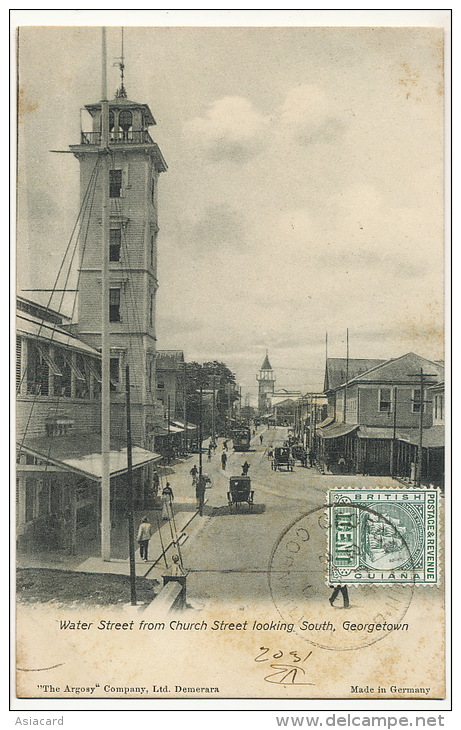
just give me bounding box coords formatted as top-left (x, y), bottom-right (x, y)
top-left (16, 16), bottom-right (447, 403)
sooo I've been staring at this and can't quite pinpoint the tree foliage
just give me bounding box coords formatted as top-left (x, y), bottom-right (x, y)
top-left (185, 361), bottom-right (239, 435)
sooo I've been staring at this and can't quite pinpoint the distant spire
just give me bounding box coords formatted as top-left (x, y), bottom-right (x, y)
top-left (261, 349), bottom-right (272, 370)
top-left (115, 27), bottom-right (127, 98)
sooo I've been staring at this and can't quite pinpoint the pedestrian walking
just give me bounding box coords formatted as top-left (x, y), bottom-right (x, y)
top-left (223, 440), bottom-right (228, 451)
top-left (190, 464), bottom-right (198, 486)
top-left (260, 434), bottom-right (263, 445)
top-left (268, 446), bottom-right (274, 461)
top-left (196, 474), bottom-right (207, 516)
top-left (137, 516), bottom-right (152, 561)
top-left (308, 449), bottom-right (316, 467)
top-left (329, 584), bottom-right (350, 609)
top-left (241, 461), bottom-right (250, 475)
top-left (152, 470), bottom-right (160, 495)
top-left (221, 452), bottom-right (227, 470)
top-left (161, 482), bottom-right (174, 521)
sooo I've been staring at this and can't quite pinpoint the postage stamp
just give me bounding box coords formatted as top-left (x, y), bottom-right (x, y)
top-left (328, 489), bottom-right (439, 585)
top-left (268, 503), bottom-right (416, 651)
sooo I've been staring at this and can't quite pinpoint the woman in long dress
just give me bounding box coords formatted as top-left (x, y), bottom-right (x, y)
top-left (161, 482), bottom-right (174, 521)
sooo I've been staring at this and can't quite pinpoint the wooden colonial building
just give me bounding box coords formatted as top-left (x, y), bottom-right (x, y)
top-left (317, 352), bottom-right (444, 485)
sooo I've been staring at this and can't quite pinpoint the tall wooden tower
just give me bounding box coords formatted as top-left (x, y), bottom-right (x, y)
top-left (70, 76), bottom-right (167, 449)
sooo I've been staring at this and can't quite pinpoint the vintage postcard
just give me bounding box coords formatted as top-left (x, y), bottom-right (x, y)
top-left (13, 11), bottom-right (449, 709)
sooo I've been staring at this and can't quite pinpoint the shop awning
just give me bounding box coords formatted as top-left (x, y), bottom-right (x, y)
top-left (356, 425), bottom-right (445, 448)
top-left (171, 420), bottom-right (198, 431)
top-left (18, 434), bottom-right (161, 481)
top-left (317, 416), bottom-right (335, 429)
top-left (16, 314), bottom-right (100, 356)
top-left (357, 426), bottom-right (396, 440)
top-left (397, 426), bottom-right (445, 449)
top-left (317, 422), bottom-right (358, 439)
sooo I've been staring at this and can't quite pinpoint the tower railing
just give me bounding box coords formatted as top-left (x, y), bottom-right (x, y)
top-left (81, 130), bottom-right (154, 145)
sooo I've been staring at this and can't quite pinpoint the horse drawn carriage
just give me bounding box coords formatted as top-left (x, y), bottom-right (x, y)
top-left (227, 476), bottom-right (254, 512)
top-left (291, 444), bottom-right (308, 467)
top-left (271, 446), bottom-right (295, 472)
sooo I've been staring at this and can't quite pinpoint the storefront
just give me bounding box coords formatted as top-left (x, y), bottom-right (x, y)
top-left (17, 434), bottom-right (161, 554)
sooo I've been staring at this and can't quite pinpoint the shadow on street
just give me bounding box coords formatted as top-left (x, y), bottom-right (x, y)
top-left (209, 503), bottom-right (266, 517)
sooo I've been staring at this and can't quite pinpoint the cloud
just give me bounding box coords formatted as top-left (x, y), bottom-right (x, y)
top-left (183, 85), bottom-right (344, 162)
top-left (167, 203), bottom-right (248, 257)
top-left (183, 96), bottom-right (269, 161)
top-left (279, 84), bottom-right (344, 145)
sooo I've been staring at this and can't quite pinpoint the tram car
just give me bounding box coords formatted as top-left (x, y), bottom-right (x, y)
top-left (231, 426), bottom-right (251, 451)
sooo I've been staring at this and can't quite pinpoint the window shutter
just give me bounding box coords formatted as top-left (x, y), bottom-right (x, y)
top-left (16, 337), bottom-right (22, 391)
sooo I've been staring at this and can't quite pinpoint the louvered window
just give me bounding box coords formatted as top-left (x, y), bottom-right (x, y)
top-left (26, 341), bottom-right (49, 396)
top-left (16, 337), bottom-right (22, 392)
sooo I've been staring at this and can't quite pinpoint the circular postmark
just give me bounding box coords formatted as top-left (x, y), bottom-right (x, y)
top-left (268, 501), bottom-right (415, 651)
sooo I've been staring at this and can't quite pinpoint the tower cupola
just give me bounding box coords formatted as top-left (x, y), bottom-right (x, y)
top-left (257, 351), bottom-right (276, 415)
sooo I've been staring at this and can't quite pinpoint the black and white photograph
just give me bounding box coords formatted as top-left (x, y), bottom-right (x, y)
top-left (12, 9), bottom-right (450, 715)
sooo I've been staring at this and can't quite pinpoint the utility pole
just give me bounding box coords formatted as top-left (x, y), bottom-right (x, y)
top-left (183, 362), bottom-right (188, 453)
top-left (198, 386), bottom-right (203, 479)
top-left (167, 395), bottom-right (171, 463)
top-left (343, 328), bottom-right (349, 424)
top-left (100, 27), bottom-right (111, 561)
top-left (211, 375), bottom-right (216, 443)
top-left (389, 386), bottom-right (398, 478)
top-left (407, 368), bottom-right (437, 487)
top-left (125, 365), bottom-right (137, 606)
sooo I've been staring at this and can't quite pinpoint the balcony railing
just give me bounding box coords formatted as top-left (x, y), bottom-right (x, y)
top-left (80, 130), bottom-right (154, 145)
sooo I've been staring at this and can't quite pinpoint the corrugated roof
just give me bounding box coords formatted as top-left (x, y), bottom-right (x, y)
top-left (171, 420), bottom-right (198, 431)
top-left (324, 358), bottom-right (386, 392)
top-left (317, 416), bottom-right (335, 429)
top-left (18, 435), bottom-right (161, 481)
top-left (397, 426), bottom-right (445, 449)
top-left (156, 350), bottom-right (185, 369)
top-left (17, 313), bottom-right (100, 357)
top-left (317, 422), bottom-right (358, 439)
top-left (347, 352), bottom-right (444, 385)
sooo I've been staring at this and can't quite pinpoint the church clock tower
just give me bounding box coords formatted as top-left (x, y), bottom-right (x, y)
top-left (257, 351), bottom-right (276, 415)
top-left (70, 78), bottom-right (167, 448)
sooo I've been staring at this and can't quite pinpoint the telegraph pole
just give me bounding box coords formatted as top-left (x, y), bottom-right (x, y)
top-left (125, 365), bottom-right (137, 606)
top-left (407, 368), bottom-right (437, 487)
top-left (211, 375), bottom-right (216, 443)
top-left (389, 386), bottom-right (398, 478)
top-left (198, 386), bottom-right (203, 479)
top-left (167, 395), bottom-right (171, 463)
top-left (183, 362), bottom-right (188, 453)
top-left (343, 328), bottom-right (349, 424)
top-left (100, 27), bottom-right (111, 561)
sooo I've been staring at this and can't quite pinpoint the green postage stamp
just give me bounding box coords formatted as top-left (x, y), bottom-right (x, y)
top-left (328, 489), bottom-right (439, 585)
